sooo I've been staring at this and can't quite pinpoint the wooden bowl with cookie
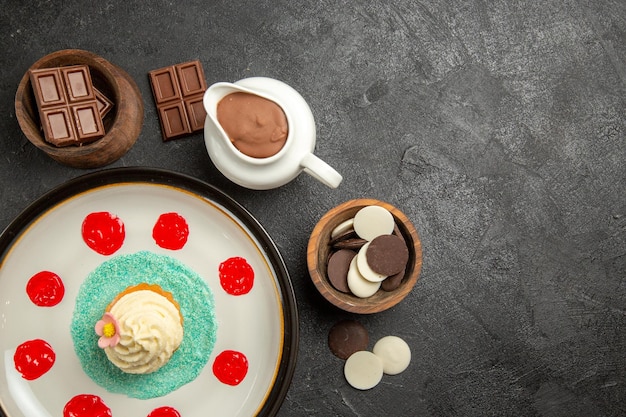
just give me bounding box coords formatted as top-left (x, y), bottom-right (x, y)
top-left (307, 198), bottom-right (422, 314)
top-left (14, 49), bottom-right (143, 168)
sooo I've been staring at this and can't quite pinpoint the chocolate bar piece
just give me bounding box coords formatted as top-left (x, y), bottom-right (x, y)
top-left (94, 87), bottom-right (114, 118)
top-left (148, 60), bottom-right (207, 141)
top-left (29, 65), bottom-right (105, 147)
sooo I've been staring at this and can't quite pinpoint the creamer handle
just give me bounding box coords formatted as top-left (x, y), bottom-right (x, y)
top-left (301, 153), bottom-right (343, 188)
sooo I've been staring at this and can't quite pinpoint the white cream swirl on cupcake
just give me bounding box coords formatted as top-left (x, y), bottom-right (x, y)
top-left (95, 284), bottom-right (183, 374)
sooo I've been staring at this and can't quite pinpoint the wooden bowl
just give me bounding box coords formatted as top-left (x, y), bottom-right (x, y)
top-left (307, 198), bottom-right (423, 314)
top-left (14, 49), bottom-right (144, 168)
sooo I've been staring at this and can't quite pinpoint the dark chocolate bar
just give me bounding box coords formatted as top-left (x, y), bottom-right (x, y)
top-left (94, 87), bottom-right (114, 118)
top-left (148, 60), bottom-right (207, 141)
top-left (29, 65), bottom-right (105, 147)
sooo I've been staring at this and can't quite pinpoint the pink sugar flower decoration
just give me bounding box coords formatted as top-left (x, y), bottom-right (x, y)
top-left (95, 312), bottom-right (120, 348)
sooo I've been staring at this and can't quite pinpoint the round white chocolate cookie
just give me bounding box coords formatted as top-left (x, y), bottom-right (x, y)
top-left (372, 335), bottom-right (411, 375)
top-left (331, 218), bottom-right (355, 239)
top-left (344, 350), bottom-right (383, 390)
top-left (353, 205), bottom-right (394, 241)
top-left (347, 256), bottom-right (381, 298)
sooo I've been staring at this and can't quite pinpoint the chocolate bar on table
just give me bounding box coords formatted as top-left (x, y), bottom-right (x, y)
top-left (148, 60), bottom-right (207, 141)
top-left (29, 65), bottom-right (105, 147)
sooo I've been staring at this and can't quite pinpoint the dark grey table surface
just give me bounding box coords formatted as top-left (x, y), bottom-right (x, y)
top-left (1, 1), bottom-right (625, 416)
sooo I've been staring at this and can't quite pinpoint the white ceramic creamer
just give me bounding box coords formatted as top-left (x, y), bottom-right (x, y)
top-left (203, 77), bottom-right (342, 190)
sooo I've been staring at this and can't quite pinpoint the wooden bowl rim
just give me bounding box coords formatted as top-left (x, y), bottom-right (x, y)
top-left (307, 198), bottom-right (423, 314)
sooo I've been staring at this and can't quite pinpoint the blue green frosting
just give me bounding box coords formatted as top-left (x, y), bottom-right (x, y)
top-left (70, 251), bottom-right (218, 399)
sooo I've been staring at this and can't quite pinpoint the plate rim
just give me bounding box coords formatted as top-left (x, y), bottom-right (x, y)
top-left (0, 167), bottom-right (299, 417)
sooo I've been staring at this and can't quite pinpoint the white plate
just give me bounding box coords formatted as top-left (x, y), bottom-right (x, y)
top-left (0, 168), bottom-right (298, 417)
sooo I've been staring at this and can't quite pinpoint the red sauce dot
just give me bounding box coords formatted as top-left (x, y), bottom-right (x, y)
top-left (152, 212), bottom-right (189, 250)
top-left (213, 350), bottom-right (249, 386)
top-left (26, 271), bottom-right (65, 307)
top-left (63, 394), bottom-right (112, 417)
top-left (218, 257), bottom-right (254, 296)
top-left (82, 212), bottom-right (125, 255)
top-left (13, 339), bottom-right (55, 380)
top-left (148, 406), bottom-right (181, 417)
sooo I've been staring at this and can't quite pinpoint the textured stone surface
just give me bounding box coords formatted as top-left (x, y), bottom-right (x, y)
top-left (0, 0), bottom-right (624, 416)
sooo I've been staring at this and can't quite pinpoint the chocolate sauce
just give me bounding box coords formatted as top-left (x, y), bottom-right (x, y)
top-left (217, 92), bottom-right (288, 158)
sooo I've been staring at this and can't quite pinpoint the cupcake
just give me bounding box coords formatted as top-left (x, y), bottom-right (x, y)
top-left (94, 283), bottom-right (183, 374)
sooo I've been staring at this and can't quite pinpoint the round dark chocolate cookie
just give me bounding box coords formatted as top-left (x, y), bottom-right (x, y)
top-left (393, 223), bottom-right (406, 243)
top-left (327, 249), bottom-right (357, 293)
top-left (381, 267), bottom-right (405, 291)
top-left (365, 234), bottom-right (409, 276)
top-left (332, 237), bottom-right (367, 251)
top-left (329, 229), bottom-right (357, 246)
top-left (328, 319), bottom-right (369, 360)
